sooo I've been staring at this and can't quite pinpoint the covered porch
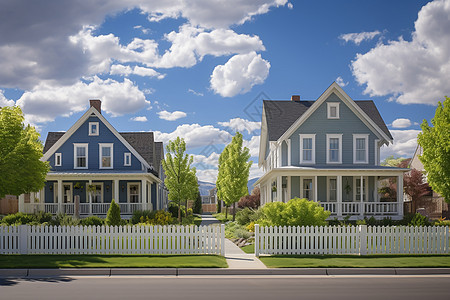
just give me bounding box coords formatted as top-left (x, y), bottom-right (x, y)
top-left (19, 172), bottom-right (162, 217)
top-left (257, 167), bottom-right (406, 220)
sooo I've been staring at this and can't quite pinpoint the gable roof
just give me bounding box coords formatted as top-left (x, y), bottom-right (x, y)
top-left (41, 106), bottom-right (153, 170)
top-left (264, 99), bottom-right (392, 141)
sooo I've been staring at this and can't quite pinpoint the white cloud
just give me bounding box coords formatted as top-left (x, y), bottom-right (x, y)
top-left (287, 3), bottom-right (293, 10)
top-left (218, 118), bottom-right (261, 134)
top-left (153, 124), bottom-right (232, 149)
top-left (0, 90), bottom-right (15, 106)
top-left (157, 110), bottom-right (187, 121)
top-left (243, 135), bottom-right (260, 157)
top-left (249, 163), bottom-right (264, 180)
top-left (193, 152), bottom-right (220, 168)
top-left (339, 30), bottom-right (381, 45)
top-left (188, 89), bottom-right (204, 96)
top-left (336, 76), bottom-right (348, 87)
top-left (351, 0), bottom-right (450, 105)
top-left (16, 76), bottom-right (149, 124)
top-left (210, 51), bottom-right (270, 97)
top-left (196, 168), bottom-right (219, 183)
top-left (392, 118), bottom-right (412, 128)
top-left (380, 129), bottom-right (420, 160)
top-left (110, 64), bottom-right (165, 79)
top-left (130, 116), bottom-right (148, 122)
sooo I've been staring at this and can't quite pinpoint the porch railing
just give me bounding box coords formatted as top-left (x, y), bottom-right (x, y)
top-left (23, 203), bottom-right (151, 215)
top-left (318, 202), bottom-right (398, 216)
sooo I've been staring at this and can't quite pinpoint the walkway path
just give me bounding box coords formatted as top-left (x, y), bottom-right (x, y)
top-left (199, 214), bottom-right (266, 269)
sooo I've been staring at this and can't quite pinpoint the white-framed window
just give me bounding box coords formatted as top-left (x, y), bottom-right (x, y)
top-left (54, 182), bottom-right (73, 203)
top-left (89, 122), bottom-right (99, 136)
top-left (326, 134), bottom-right (342, 164)
top-left (299, 134), bottom-right (315, 164)
top-left (128, 182), bottom-right (140, 203)
top-left (300, 177), bottom-right (314, 201)
top-left (353, 177), bottom-right (368, 202)
top-left (327, 102), bottom-right (340, 119)
top-left (353, 134), bottom-right (369, 164)
top-left (99, 143), bottom-right (113, 169)
top-left (73, 143), bottom-right (88, 169)
top-left (124, 153), bottom-right (131, 166)
top-left (55, 153), bottom-right (62, 167)
top-left (87, 182), bottom-right (103, 203)
top-left (327, 177), bottom-right (337, 202)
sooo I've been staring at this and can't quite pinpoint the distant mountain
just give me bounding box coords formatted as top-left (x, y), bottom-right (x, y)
top-left (198, 181), bottom-right (216, 196)
top-left (247, 177), bottom-right (259, 193)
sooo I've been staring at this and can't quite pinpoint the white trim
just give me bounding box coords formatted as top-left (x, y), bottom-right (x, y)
top-left (258, 106), bottom-right (269, 167)
top-left (86, 182), bottom-right (104, 203)
top-left (299, 134), bottom-right (316, 164)
top-left (326, 134), bottom-right (342, 164)
top-left (73, 143), bottom-right (88, 169)
top-left (41, 106), bottom-right (151, 170)
top-left (353, 176), bottom-right (368, 202)
top-left (127, 182), bottom-right (141, 203)
top-left (287, 139), bottom-right (291, 166)
top-left (55, 153), bottom-right (62, 167)
top-left (353, 134), bottom-right (369, 164)
top-left (374, 139), bottom-right (380, 166)
top-left (124, 153), bottom-right (131, 166)
top-left (327, 176), bottom-right (337, 202)
top-left (89, 122), bottom-right (99, 136)
top-left (327, 102), bottom-right (340, 119)
top-left (300, 177), bottom-right (314, 201)
top-left (277, 82), bottom-right (392, 145)
top-left (54, 182), bottom-right (73, 203)
top-left (99, 143), bottom-right (114, 169)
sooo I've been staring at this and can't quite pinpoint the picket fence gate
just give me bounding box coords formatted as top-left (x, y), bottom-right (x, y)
top-left (0, 224), bottom-right (225, 255)
top-left (254, 224), bottom-right (450, 256)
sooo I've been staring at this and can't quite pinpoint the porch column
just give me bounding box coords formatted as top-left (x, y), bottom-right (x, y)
top-left (114, 179), bottom-right (119, 202)
top-left (276, 176), bottom-right (282, 202)
top-left (30, 191), bottom-right (35, 204)
top-left (314, 176), bottom-right (318, 202)
top-left (277, 145), bottom-right (282, 168)
top-left (337, 175), bottom-right (342, 218)
top-left (373, 176), bottom-right (378, 202)
top-left (287, 139), bottom-right (291, 166)
top-left (18, 194), bottom-right (25, 213)
top-left (397, 174), bottom-right (404, 216)
top-left (287, 176), bottom-right (291, 201)
top-left (359, 175), bottom-right (364, 218)
top-left (88, 179), bottom-right (92, 215)
top-left (156, 183), bottom-right (160, 210)
top-left (141, 179), bottom-right (147, 210)
top-left (57, 179), bottom-right (63, 214)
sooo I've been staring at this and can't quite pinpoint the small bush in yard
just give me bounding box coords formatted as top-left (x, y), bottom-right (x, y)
top-left (139, 210), bottom-right (173, 225)
top-left (258, 198), bottom-right (330, 227)
top-left (234, 228), bottom-right (252, 239)
top-left (1, 212), bottom-right (37, 225)
top-left (80, 216), bottom-right (104, 226)
top-left (131, 210), bottom-right (154, 224)
top-left (409, 213), bottom-right (430, 226)
top-left (54, 213), bottom-right (80, 226)
top-left (106, 199), bottom-right (121, 226)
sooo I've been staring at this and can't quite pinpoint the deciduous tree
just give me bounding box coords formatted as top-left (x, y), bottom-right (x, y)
top-left (418, 97), bottom-right (450, 203)
top-left (0, 106), bottom-right (49, 198)
top-left (403, 169), bottom-right (430, 213)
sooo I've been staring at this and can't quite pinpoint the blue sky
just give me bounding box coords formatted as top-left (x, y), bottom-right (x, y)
top-left (1, 0), bottom-right (448, 183)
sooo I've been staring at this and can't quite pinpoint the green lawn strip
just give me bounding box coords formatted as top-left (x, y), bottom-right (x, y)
top-left (212, 213), bottom-right (233, 223)
top-left (259, 254), bottom-right (450, 268)
top-left (0, 254), bottom-right (227, 269)
top-left (241, 244), bottom-right (254, 254)
top-left (193, 216), bottom-right (202, 226)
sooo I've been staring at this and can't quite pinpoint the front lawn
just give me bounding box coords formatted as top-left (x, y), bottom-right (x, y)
top-left (259, 254), bottom-right (450, 268)
top-left (212, 213), bottom-right (233, 223)
top-left (0, 254), bottom-right (227, 269)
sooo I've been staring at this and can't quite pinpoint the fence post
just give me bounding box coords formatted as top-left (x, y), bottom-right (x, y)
top-left (221, 224), bottom-right (225, 257)
top-left (255, 224), bottom-right (260, 257)
top-left (19, 225), bottom-right (28, 254)
top-left (359, 225), bottom-right (367, 256)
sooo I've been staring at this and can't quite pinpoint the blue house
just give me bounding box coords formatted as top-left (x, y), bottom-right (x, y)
top-left (19, 100), bottom-right (168, 217)
top-left (255, 83), bottom-right (408, 220)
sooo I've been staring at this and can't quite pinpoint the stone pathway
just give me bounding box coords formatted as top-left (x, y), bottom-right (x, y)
top-left (199, 214), bottom-right (266, 269)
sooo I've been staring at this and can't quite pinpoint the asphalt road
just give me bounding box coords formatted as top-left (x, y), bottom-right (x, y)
top-left (1, 276), bottom-right (450, 300)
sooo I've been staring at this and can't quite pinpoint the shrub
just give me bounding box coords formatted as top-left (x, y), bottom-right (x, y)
top-left (131, 210), bottom-right (154, 225)
top-left (1, 212), bottom-right (36, 225)
top-left (168, 202), bottom-right (186, 218)
top-left (55, 213), bottom-right (80, 226)
top-left (139, 210), bottom-right (173, 225)
top-left (106, 199), bottom-right (121, 226)
top-left (234, 228), bottom-right (252, 239)
top-left (258, 198), bottom-right (330, 227)
top-left (80, 216), bottom-right (104, 226)
top-left (236, 207), bottom-right (262, 226)
top-left (434, 218), bottom-right (450, 226)
top-left (409, 213), bottom-right (430, 226)
top-left (193, 193), bottom-right (202, 214)
top-left (246, 221), bottom-right (255, 232)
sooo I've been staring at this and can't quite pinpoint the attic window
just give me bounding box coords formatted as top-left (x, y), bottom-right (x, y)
top-left (55, 153), bottom-right (62, 166)
top-left (89, 122), bottom-right (99, 136)
top-left (124, 153), bottom-right (131, 166)
top-left (327, 103), bottom-right (340, 119)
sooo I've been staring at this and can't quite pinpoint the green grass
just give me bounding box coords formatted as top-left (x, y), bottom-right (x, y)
top-left (0, 254), bottom-right (228, 269)
top-left (259, 254), bottom-right (450, 268)
top-left (193, 216), bottom-right (202, 226)
top-left (213, 213), bottom-right (233, 223)
top-left (241, 244), bottom-right (254, 254)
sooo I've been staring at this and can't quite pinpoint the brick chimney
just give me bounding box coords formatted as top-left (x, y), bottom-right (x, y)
top-left (89, 99), bottom-right (101, 114)
top-left (291, 95), bottom-right (300, 102)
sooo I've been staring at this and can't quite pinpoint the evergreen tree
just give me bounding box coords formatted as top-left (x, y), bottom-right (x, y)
top-left (0, 106), bottom-right (49, 198)
top-left (216, 132), bottom-right (252, 221)
top-left (106, 199), bottom-right (121, 226)
top-left (193, 191), bottom-right (202, 214)
top-left (162, 137), bottom-right (198, 222)
top-left (418, 97), bottom-right (450, 203)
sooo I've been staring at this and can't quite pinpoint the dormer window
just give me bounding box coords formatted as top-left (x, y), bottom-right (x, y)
top-left (55, 153), bottom-right (62, 166)
top-left (89, 122), bottom-right (99, 136)
top-left (124, 153), bottom-right (131, 166)
top-left (327, 103), bottom-right (340, 119)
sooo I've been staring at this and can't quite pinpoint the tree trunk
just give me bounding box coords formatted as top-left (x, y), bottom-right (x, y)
top-left (232, 202), bottom-right (236, 221)
top-left (178, 202), bottom-right (182, 223)
top-left (225, 205), bottom-right (228, 219)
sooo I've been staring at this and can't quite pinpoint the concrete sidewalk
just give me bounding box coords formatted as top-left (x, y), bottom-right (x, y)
top-left (224, 239), bottom-right (266, 269)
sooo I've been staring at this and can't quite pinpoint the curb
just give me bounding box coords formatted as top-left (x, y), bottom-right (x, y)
top-left (2, 268), bottom-right (450, 278)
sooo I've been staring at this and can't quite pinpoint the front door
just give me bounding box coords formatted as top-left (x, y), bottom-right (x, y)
top-left (54, 183), bottom-right (73, 203)
top-left (302, 178), bottom-right (313, 200)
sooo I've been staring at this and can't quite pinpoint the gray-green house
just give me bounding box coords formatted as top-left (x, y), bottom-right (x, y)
top-left (256, 82), bottom-right (407, 220)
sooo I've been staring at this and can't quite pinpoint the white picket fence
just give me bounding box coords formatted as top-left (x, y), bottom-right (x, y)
top-left (0, 224), bottom-right (225, 255)
top-left (254, 224), bottom-right (450, 256)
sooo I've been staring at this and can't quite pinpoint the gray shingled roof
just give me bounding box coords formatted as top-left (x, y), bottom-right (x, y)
top-left (264, 99), bottom-right (393, 141)
top-left (43, 131), bottom-right (162, 168)
top-left (154, 142), bottom-right (164, 172)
